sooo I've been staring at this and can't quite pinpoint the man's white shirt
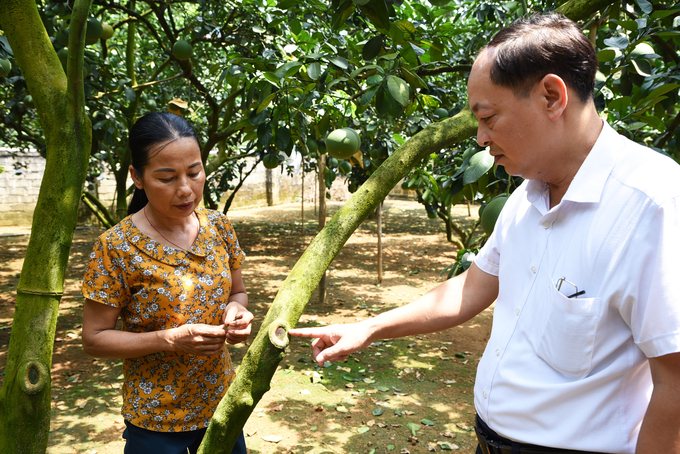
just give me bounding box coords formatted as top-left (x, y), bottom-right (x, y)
top-left (474, 120), bottom-right (680, 453)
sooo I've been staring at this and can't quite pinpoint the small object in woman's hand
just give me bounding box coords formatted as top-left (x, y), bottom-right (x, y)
top-left (223, 314), bottom-right (243, 329)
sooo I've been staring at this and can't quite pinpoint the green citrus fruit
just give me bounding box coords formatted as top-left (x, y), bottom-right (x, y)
top-left (338, 160), bottom-right (352, 175)
top-left (173, 40), bottom-right (193, 60)
top-left (0, 58), bottom-right (11, 77)
top-left (101, 23), bottom-right (114, 40)
top-left (326, 127), bottom-right (360, 160)
top-left (426, 206), bottom-right (437, 219)
top-left (481, 196), bottom-right (508, 235)
top-left (56, 28), bottom-right (69, 46)
top-left (24, 95), bottom-right (34, 108)
top-left (307, 138), bottom-right (318, 153)
top-left (434, 107), bottom-right (449, 119)
top-left (263, 153), bottom-right (280, 169)
top-left (145, 99), bottom-right (157, 110)
top-left (85, 18), bottom-right (103, 45)
top-left (57, 48), bottom-right (69, 66)
top-left (317, 140), bottom-right (327, 155)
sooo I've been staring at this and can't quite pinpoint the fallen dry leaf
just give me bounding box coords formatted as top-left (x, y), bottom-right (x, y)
top-left (261, 435), bottom-right (283, 443)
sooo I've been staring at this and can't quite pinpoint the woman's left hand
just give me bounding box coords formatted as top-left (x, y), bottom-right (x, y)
top-left (222, 302), bottom-right (253, 345)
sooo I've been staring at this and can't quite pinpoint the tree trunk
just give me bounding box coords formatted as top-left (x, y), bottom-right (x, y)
top-left (198, 107), bottom-right (477, 454)
top-left (0, 0), bottom-right (93, 452)
top-left (266, 167), bottom-right (274, 206)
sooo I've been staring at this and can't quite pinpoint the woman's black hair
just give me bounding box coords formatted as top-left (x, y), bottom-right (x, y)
top-left (127, 112), bottom-right (200, 215)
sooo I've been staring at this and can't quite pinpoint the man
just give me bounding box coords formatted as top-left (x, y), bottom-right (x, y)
top-left (290, 13), bottom-right (680, 454)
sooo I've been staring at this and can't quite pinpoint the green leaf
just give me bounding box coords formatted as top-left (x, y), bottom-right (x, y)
top-left (262, 72), bottom-right (281, 87)
top-left (331, 0), bottom-right (356, 31)
top-left (276, 126), bottom-right (292, 153)
top-left (372, 408), bottom-right (384, 416)
top-left (387, 445), bottom-right (396, 451)
top-left (387, 76), bottom-right (410, 107)
top-left (328, 56), bottom-right (349, 69)
top-left (603, 36), bottom-right (629, 49)
top-left (463, 150), bottom-right (494, 185)
top-left (307, 62), bottom-right (321, 80)
top-left (395, 408), bottom-right (402, 416)
top-left (343, 374), bottom-right (355, 381)
top-left (373, 384), bottom-right (390, 392)
top-left (278, 0), bottom-right (301, 9)
top-left (359, 85), bottom-right (380, 106)
top-left (363, 35), bottom-right (384, 60)
top-left (257, 92), bottom-right (277, 113)
top-left (357, 426), bottom-right (370, 433)
top-left (430, 0), bottom-right (450, 5)
top-left (376, 85), bottom-right (404, 117)
top-left (635, 0), bottom-right (653, 15)
top-left (395, 20), bottom-right (417, 34)
top-left (257, 123), bottom-right (273, 147)
top-left (631, 58), bottom-right (652, 77)
top-left (639, 84), bottom-right (680, 106)
top-left (358, 0), bottom-right (391, 31)
top-left (421, 418), bottom-right (435, 426)
top-left (336, 405), bottom-right (349, 413)
top-left (406, 422), bottom-right (421, 435)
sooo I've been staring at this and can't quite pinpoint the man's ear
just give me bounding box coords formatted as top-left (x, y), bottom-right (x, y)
top-left (129, 165), bottom-right (143, 189)
top-left (539, 74), bottom-right (568, 121)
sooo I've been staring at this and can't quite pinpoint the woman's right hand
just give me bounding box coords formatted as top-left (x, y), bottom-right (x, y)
top-left (170, 324), bottom-right (228, 356)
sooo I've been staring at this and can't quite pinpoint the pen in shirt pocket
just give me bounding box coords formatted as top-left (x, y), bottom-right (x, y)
top-left (556, 277), bottom-right (586, 299)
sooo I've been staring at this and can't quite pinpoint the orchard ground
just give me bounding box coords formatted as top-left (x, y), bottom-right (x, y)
top-left (0, 199), bottom-right (492, 454)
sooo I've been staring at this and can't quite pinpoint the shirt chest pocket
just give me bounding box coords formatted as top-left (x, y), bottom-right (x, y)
top-left (535, 280), bottom-right (602, 379)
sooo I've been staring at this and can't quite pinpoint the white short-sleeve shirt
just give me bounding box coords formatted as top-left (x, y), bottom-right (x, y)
top-left (474, 121), bottom-right (680, 454)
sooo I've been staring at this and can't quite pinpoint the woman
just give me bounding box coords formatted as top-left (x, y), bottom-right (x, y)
top-left (82, 112), bottom-right (251, 454)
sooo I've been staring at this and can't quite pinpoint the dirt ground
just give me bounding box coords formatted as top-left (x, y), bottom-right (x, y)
top-left (0, 199), bottom-right (492, 454)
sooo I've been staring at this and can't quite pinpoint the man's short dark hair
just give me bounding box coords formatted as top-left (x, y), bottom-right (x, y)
top-left (483, 12), bottom-right (598, 103)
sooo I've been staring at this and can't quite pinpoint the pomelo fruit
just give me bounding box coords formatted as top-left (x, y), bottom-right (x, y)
top-left (0, 58), bottom-right (11, 77)
top-left (173, 40), bottom-right (193, 60)
top-left (325, 127), bottom-right (360, 160)
top-left (338, 160), bottom-right (352, 175)
top-left (263, 153), bottom-right (280, 169)
top-left (434, 107), bottom-right (449, 119)
top-left (85, 18), bottom-right (103, 45)
top-left (481, 196), bottom-right (508, 235)
top-left (101, 23), bottom-right (114, 40)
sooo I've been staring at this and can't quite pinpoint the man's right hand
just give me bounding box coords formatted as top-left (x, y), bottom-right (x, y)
top-left (289, 323), bottom-right (372, 366)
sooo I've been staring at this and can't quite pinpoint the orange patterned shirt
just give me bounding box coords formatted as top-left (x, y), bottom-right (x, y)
top-left (82, 208), bottom-right (246, 432)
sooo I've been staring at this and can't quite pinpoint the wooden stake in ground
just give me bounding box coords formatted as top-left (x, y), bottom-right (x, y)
top-left (377, 201), bottom-right (383, 284)
top-left (301, 170), bottom-right (305, 239)
top-left (317, 154), bottom-right (327, 305)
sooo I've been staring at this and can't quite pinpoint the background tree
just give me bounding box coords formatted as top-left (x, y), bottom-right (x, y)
top-left (0, 0), bottom-right (93, 451)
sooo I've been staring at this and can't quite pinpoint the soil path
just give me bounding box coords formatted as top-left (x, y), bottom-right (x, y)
top-left (0, 199), bottom-right (491, 454)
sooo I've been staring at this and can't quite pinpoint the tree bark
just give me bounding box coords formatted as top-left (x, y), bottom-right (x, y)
top-left (0, 0), bottom-right (93, 452)
top-left (198, 107), bottom-right (477, 454)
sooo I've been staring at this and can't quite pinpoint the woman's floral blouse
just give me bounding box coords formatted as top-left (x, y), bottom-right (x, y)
top-left (82, 208), bottom-right (246, 432)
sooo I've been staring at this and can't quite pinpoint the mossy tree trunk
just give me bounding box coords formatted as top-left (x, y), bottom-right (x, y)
top-left (198, 107), bottom-right (478, 453)
top-left (0, 0), bottom-right (92, 452)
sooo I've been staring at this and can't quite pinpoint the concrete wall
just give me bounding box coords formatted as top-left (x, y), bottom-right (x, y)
top-left (0, 149), bottom-right (45, 226)
top-left (1, 151), bottom-right (405, 226)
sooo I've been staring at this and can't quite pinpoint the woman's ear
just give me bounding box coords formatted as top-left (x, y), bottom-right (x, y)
top-left (540, 74), bottom-right (568, 121)
top-left (129, 165), bottom-right (143, 189)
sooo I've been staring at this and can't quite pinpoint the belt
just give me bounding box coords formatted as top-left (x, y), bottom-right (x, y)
top-left (475, 416), bottom-right (607, 454)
